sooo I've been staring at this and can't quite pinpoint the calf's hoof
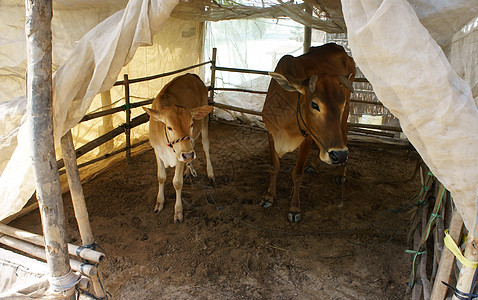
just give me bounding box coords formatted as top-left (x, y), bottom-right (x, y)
top-left (174, 213), bottom-right (184, 223)
top-left (305, 165), bottom-right (317, 173)
top-left (259, 199), bottom-right (273, 208)
top-left (208, 176), bottom-right (216, 187)
top-left (288, 212), bottom-right (301, 223)
top-left (154, 204), bottom-right (164, 214)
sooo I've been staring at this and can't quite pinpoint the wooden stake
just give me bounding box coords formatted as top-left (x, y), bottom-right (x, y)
top-left (209, 48), bottom-right (217, 106)
top-left (303, 4), bottom-right (312, 53)
top-left (25, 0), bottom-right (74, 296)
top-left (124, 74), bottom-right (131, 163)
top-left (430, 208), bottom-right (463, 300)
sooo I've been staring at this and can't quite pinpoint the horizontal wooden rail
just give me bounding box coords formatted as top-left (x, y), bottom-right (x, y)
top-left (113, 61), bottom-right (212, 86)
top-left (211, 102), bottom-right (262, 116)
top-left (348, 122), bottom-right (402, 132)
top-left (58, 113), bottom-right (150, 170)
top-left (215, 66), bottom-right (270, 76)
top-left (80, 99), bottom-right (153, 123)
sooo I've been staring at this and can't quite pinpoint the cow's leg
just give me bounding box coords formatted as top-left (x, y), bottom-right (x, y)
top-left (306, 152), bottom-right (320, 173)
top-left (201, 119), bottom-right (215, 184)
top-left (289, 136), bottom-right (313, 223)
top-left (261, 133), bottom-right (280, 208)
top-left (172, 161), bottom-right (185, 223)
top-left (154, 152), bottom-right (167, 214)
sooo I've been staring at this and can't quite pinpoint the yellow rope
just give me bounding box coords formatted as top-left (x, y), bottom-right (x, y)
top-left (444, 229), bottom-right (478, 269)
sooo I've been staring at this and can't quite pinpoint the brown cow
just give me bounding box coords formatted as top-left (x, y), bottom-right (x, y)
top-left (144, 73), bottom-right (214, 223)
top-left (261, 43), bottom-right (356, 223)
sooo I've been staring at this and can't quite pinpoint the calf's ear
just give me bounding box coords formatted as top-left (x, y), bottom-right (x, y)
top-left (190, 105), bottom-right (213, 120)
top-left (269, 72), bottom-right (306, 94)
top-left (143, 107), bottom-right (165, 123)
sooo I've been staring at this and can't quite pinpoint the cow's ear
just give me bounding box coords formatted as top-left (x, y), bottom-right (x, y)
top-left (269, 72), bottom-right (305, 94)
top-left (190, 105), bottom-right (213, 120)
top-left (143, 107), bottom-right (165, 123)
top-left (308, 75), bottom-right (318, 93)
top-left (339, 73), bottom-right (355, 93)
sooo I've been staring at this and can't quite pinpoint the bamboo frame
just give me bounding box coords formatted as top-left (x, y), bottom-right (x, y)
top-left (25, 1), bottom-right (74, 297)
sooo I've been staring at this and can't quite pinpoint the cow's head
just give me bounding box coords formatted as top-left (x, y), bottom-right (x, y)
top-left (270, 72), bottom-right (354, 165)
top-left (144, 105), bottom-right (213, 162)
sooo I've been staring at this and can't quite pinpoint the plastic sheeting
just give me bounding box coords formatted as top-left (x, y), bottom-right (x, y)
top-left (0, 0), bottom-right (182, 221)
top-left (341, 0), bottom-right (478, 233)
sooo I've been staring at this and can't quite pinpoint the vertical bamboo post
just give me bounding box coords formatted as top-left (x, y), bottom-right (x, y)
top-left (124, 74), bottom-right (131, 163)
top-left (452, 237), bottom-right (478, 300)
top-left (430, 208), bottom-right (463, 300)
top-left (303, 4), bottom-right (312, 53)
top-left (209, 48), bottom-right (217, 105)
top-left (99, 91), bottom-right (114, 154)
top-left (25, 0), bottom-right (76, 297)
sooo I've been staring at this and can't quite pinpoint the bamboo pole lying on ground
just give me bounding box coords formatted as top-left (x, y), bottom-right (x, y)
top-left (0, 234), bottom-right (97, 277)
top-left (0, 223), bottom-right (104, 263)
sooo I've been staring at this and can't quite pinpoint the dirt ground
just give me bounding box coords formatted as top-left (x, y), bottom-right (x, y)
top-left (12, 121), bottom-right (422, 299)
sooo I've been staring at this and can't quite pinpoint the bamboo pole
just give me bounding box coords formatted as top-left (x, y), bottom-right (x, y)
top-left (209, 48), bottom-right (217, 106)
top-left (303, 4), bottom-right (312, 53)
top-left (0, 234), bottom-right (97, 277)
top-left (0, 223), bottom-right (104, 263)
top-left (61, 130), bottom-right (95, 246)
top-left (62, 130), bottom-right (107, 298)
top-left (25, 0), bottom-right (75, 296)
top-left (124, 74), bottom-right (131, 163)
top-left (430, 208), bottom-right (463, 300)
top-left (99, 91), bottom-right (114, 154)
top-left (452, 237), bottom-right (478, 300)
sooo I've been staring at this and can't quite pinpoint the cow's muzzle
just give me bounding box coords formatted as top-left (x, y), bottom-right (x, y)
top-left (329, 149), bottom-right (348, 164)
top-left (180, 151), bottom-right (196, 162)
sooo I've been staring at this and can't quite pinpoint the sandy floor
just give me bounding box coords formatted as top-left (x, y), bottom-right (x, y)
top-left (12, 121), bottom-right (421, 299)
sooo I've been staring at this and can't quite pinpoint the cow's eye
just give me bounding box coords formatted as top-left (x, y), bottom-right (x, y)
top-left (190, 123), bottom-right (194, 128)
top-left (167, 126), bottom-right (173, 131)
top-left (311, 102), bottom-right (320, 111)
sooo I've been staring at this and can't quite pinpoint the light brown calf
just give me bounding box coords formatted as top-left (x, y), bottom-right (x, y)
top-left (261, 43), bottom-right (356, 223)
top-left (144, 73), bottom-right (214, 223)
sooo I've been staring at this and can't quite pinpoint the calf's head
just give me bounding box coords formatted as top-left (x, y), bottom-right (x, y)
top-left (270, 72), bottom-right (354, 165)
top-left (144, 105), bottom-right (213, 162)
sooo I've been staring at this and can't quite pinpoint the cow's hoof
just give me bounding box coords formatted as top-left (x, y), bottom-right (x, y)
top-left (335, 175), bottom-right (346, 185)
top-left (174, 214), bottom-right (184, 223)
top-left (305, 165), bottom-right (317, 173)
top-left (288, 212), bottom-right (301, 223)
top-left (154, 206), bottom-right (163, 214)
top-left (259, 199), bottom-right (273, 208)
top-left (208, 176), bottom-right (216, 187)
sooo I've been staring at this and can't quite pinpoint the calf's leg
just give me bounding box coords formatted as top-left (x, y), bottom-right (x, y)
top-left (289, 136), bottom-right (313, 223)
top-left (154, 151), bottom-right (167, 214)
top-left (261, 133), bottom-right (280, 208)
top-left (173, 161), bottom-right (185, 223)
top-left (200, 118), bottom-right (215, 184)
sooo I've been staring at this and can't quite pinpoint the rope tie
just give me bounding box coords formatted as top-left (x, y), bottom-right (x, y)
top-left (49, 270), bottom-right (81, 293)
top-left (441, 281), bottom-right (478, 300)
top-left (121, 104), bottom-right (132, 111)
top-left (405, 249), bottom-right (427, 289)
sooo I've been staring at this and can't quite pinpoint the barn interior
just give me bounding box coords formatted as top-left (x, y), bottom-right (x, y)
top-left (0, 0), bottom-right (477, 299)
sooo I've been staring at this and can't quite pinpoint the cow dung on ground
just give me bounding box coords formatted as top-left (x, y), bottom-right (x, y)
top-left (11, 121), bottom-right (420, 299)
